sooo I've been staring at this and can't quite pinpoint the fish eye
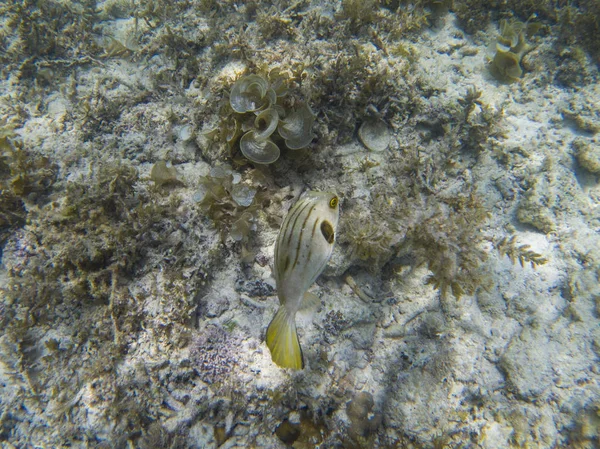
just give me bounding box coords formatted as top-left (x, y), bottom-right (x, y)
top-left (329, 196), bottom-right (338, 209)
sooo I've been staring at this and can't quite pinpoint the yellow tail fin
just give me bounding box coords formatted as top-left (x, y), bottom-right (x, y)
top-left (265, 307), bottom-right (304, 370)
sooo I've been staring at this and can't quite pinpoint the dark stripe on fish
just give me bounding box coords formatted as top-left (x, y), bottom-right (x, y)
top-left (311, 217), bottom-right (319, 240)
top-left (276, 199), bottom-right (309, 270)
top-left (305, 218), bottom-right (320, 265)
top-left (292, 204), bottom-right (317, 270)
top-left (285, 199), bottom-right (311, 247)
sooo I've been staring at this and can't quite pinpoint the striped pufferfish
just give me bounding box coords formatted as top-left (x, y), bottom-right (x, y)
top-left (266, 191), bottom-right (340, 370)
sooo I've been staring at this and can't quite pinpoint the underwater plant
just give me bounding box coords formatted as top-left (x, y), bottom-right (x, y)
top-left (226, 73), bottom-right (315, 164)
top-left (489, 18), bottom-right (540, 81)
top-left (358, 117), bottom-right (391, 152)
top-left (341, 208), bottom-right (395, 269)
top-left (0, 129), bottom-right (56, 199)
top-left (0, 156), bottom-right (201, 437)
top-left (400, 192), bottom-right (492, 299)
top-left (150, 160), bottom-right (183, 187)
top-left (193, 164), bottom-right (261, 242)
top-left (0, 127), bottom-right (56, 246)
top-left (494, 235), bottom-right (548, 268)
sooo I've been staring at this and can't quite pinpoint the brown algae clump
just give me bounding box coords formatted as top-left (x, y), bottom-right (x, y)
top-left (193, 164), bottom-right (259, 242)
top-left (490, 18), bottom-right (540, 81)
top-left (346, 392), bottom-right (382, 440)
top-left (150, 160), bottom-right (182, 187)
top-left (573, 138), bottom-right (600, 174)
top-left (227, 73), bottom-right (315, 164)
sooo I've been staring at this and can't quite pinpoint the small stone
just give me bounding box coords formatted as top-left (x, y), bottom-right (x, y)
top-left (346, 391), bottom-right (382, 437)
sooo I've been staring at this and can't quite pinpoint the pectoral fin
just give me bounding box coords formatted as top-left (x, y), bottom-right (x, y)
top-left (299, 291), bottom-right (321, 312)
top-left (266, 307), bottom-right (304, 370)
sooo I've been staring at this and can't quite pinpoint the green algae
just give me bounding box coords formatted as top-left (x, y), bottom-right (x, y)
top-left (226, 73), bottom-right (315, 164)
top-left (489, 18), bottom-right (540, 81)
top-left (193, 164), bottom-right (261, 242)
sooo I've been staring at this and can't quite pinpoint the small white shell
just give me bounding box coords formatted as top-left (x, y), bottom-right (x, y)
top-left (358, 118), bottom-right (390, 152)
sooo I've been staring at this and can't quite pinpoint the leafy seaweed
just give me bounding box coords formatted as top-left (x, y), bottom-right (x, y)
top-left (495, 235), bottom-right (548, 268)
top-left (406, 192), bottom-right (491, 299)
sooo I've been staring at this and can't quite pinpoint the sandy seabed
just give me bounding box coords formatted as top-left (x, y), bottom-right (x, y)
top-left (1, 2), bottom-right (599, 448)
